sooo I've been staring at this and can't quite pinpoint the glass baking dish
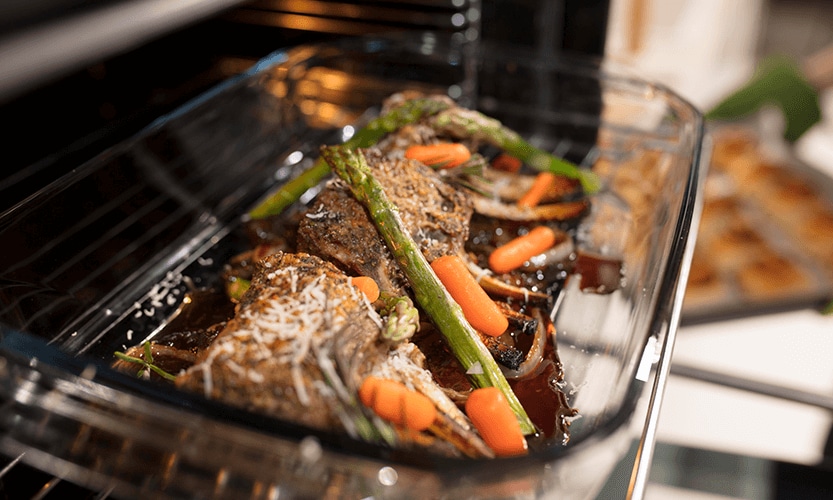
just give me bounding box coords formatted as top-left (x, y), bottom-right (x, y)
top-left (0, 35), bottom-right (705, 499)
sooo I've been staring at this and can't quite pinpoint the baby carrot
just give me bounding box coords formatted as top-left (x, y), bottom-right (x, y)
top-left (351, 276), bottom-right (380, 302)
top-left (488, 226), bottom-right (557, 275)
top-left (431, 255), bottom-right (509, 337)
top-left (370, 378), bottom-right (408, 424)
top-left (359, 376), bottom-right (437, 431)
top-left (491, 153), bottom-right (522, 173)
top-left (405, 143), bottom-right (471, 169)
top-left (402, 390), bottom-right (437, 431)
top-left (465, 387), bottom-right (528, 457)
top-left (358, 375), bottom-right (382, 408)
top-left (517, 172), bottom-right (557, 208)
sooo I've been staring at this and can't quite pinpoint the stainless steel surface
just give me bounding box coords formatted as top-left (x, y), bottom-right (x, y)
top-left (227, 0), bottom-right (479, 36)
top-left (0, 0), bottom-right (248, 103)
top-left (0, 451), bottom-right (116, 498)
top-left (671, 363), bottom-right (833, 412)
top-left (0, 0), bottom-right (480, 104)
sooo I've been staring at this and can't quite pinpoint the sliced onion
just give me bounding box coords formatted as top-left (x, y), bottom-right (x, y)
top-left (465, 168), bottom-right (536, 201)
top-left (458, 252), bottom-right (549, 304)
top-left (471, 196), bottom-right (590, 222)
top-left (528, 237), bottom-right (575, 269)
top-left (500, 308), bottom-right (548, 380)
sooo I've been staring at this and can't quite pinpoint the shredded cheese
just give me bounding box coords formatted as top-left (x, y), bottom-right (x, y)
top-left (184, 260), bottom-right (378, 411)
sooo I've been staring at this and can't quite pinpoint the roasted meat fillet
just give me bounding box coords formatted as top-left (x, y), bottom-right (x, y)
top-left (175, 252), bottom-right (479, 452)
top-left (297, 148), bottom-right (473, 296)
top-left (176, 252), bottom-right (387, 430)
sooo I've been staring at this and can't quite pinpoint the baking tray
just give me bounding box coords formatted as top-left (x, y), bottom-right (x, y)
top-left (682, 123), bottom-right (833, 324)
top-left (0, 35), bottom-right (705, 499)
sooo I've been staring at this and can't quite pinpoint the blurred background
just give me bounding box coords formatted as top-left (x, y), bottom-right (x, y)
top-left (606, 2), bottom-right (833, 499)
top-left (0, 0), bottom-right (832, 498)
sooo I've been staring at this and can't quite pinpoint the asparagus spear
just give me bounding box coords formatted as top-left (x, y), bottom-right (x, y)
top-left (430, 107), bottom-right (601, 193)
top-left (322, 145), bottom-right (536, 435)
top-left (249, 97), bottom-right (453, 219)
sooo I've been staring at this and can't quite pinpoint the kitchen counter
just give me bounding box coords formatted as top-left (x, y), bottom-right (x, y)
top-left (661, 311), bottom-right (833, 467)
top-left (594, 311), bottom-right (833, 500)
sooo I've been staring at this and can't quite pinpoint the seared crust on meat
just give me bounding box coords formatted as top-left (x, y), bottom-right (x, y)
top-left (297, 149), bottom-right (473, 295)
top-left (297, 186), bottom-right (405, 293)
top-left (176, 252), bottom-right (384, 430)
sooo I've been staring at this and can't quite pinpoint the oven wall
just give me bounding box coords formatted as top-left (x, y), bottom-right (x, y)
top-left (0, 0), bottom-right (610, 215)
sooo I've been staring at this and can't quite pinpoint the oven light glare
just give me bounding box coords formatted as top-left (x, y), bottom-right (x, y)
top-left (286, 150), bottom-right (305, 165)
top-left (341, 125), bottom-right (355, 142)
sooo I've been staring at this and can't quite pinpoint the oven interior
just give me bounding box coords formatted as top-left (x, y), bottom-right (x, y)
top-left (0, 3), bottom-right (675, 499)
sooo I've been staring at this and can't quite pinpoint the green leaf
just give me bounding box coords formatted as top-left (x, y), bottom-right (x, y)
top-left (707, 55), bottom-right (822, 142)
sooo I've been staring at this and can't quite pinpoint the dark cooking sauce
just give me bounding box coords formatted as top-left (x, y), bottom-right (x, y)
top-left (414, 319), bottom-right (575, 444)
top-left (154, 288), bottom-right (234, 351)
top-left (573, 251), bottom-right (623, 294)
top-left (466, 214), bottom-right (572, 296)
top-left (112, 289), bottom-right (234, 379)
top-left (510, 356), bottom-right (576, 444)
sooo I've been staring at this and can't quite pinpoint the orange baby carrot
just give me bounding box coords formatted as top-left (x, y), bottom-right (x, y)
top-left (491, 153), bottom-right (522, 173)
top-left (465, 387), bottom-right (528, 457)
top-left (517, 172), bottom-right (557, 208)
top-left (405, 143), bottom-right (471, 169)
top-left (358, 375), bottom-right (382, 408)
top-left (430, 255), bottom-right (508, 337)
top-left (369, 378), bottom-right (407, 424)
top-left (401, 390), bottom-right (437, 431)
top-left (488, 226), bottom-right (557, 275)
top-left (351, 276), bottom-right (380, 302)
top-left (359, 377), bottom-right (437, 431)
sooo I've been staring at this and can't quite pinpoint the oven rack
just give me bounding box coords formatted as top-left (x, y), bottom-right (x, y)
top-left (0, 452), bottom-right (111, 500)
top-left (0, 60), bottom-right (332, 345)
